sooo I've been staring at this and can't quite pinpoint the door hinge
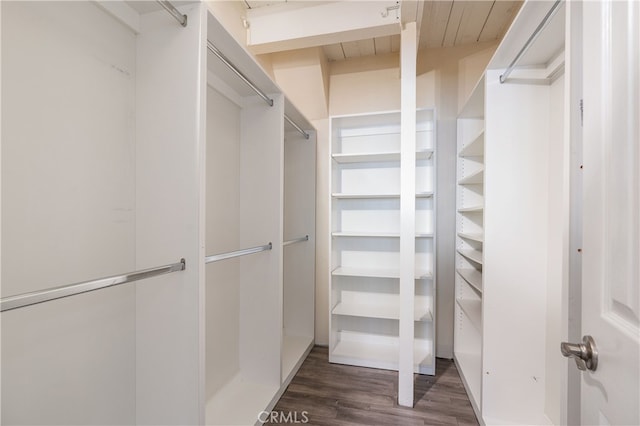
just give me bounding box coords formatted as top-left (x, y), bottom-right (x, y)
top-left (580, 99), bottom-right (584, 126)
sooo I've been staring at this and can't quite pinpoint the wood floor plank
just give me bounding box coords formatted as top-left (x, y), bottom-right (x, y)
top-left (265, 346), bottom-right (479, 426)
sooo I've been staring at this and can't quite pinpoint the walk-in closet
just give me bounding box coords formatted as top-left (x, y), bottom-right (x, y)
top-left (2, 0), bottom-right (638, 425)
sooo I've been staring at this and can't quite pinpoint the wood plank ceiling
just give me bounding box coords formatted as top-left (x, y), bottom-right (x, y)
top-left (244, 1), bottom-right (523, 62)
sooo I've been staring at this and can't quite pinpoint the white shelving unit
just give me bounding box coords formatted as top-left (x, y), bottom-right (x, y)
top-left (329, 109), bottom-right (437, 380)
top-left (454, 2), bottom-right (571, 425)
top-left (204, 12), bottom-right (317, 425)
top-left (455, 69), bottom-right (486, 418)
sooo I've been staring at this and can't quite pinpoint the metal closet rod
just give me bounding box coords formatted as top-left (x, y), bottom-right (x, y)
top-left (283, 235), bottom-right (309, 246)
top-left (207, 40), bottom-right (274, 107)
top-left (156, 1), bottom-right (187, 27)
top-left (0, 259), bottom-right (186, 313)
top-left (285, 115), bottom-right (310, 140)
top-left (499, 0), bottom-right (563, 84)
top-left (206, 40), bottom-right (311, 139)
top-left (205, 242), bottom-right (272, 263)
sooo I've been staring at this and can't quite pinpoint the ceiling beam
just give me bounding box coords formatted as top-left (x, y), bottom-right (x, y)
top-left (400, 0), bottom-right (425, 45)
top-left (246, 1), bottom-right (402, 54)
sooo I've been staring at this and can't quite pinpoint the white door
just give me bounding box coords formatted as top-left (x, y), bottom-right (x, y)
top-left (578, 0), bottom-right (640, 424)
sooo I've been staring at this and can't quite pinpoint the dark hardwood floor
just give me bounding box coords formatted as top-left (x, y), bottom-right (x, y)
top-left (266, 346), bottom-right (479, 426)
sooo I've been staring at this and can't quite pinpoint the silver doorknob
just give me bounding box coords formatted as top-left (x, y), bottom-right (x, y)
top-left (561, 335), bottom-right (598, 372)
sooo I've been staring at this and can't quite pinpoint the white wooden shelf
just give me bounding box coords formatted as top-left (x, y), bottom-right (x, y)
top-left (456, 268), bottom-right (483, 294)
top-left (457, 249), bottom-right (483, 265)
top-left (454, 351), bottom-right (482, 414)
top-left (332, 231), bottom-right (434, 238)
top-left (332, 193), bottom-right (399, 199)
top-left (456, 298), bottom-right (482, 328)
top-left (331, 266), bottom-right (432, 280)
top-left (459, 129), bottom-right (485, 157)
top-left (282, 335), bottom-right (313, 383)
top-left (332, 150), bottom-right (433, 163)
top-left (458, 232), bottom-right (484, 243)
top-left (458, 168), bottom-right (484, 185)
top-left (458, 74), bottom-right (485, 119)
top-left (330, 331), bottom-right (433, 374)
top-left (205, 373), bottom-right (279, 426)
top-left (332, 192), bottom-right (434, 199)
top-left (332, 231), bottom-right (400, 238)
top-left (332, 302), bottom-right (433, 322)
top-left (458, 205), bottom-right (484, 213)
top-left (416, 192), bottom-right (435, 198)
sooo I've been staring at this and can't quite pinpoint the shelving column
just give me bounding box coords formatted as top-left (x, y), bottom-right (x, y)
top-left (454, 75), bottom-right (485, 418)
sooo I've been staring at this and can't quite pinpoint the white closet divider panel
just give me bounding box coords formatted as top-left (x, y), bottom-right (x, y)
top-left (282, 103), bottom-right (316, 384)
top-left (239, 94), bottom-right (284, 388)
top-left (135, 3), bottom-right (205, 424)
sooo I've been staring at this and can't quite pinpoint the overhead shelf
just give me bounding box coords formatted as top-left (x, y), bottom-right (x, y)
top-left (332, 231), bottom-right (402, 238)
top-left (457, 268), bottom-right (483, 294)
top-left (331, 266), bottom-right (432, 280)
top-left (331, 301), bottom-right (432, 322)
top-left (459, 129), bottom-right (485, 157)
top-left (458, 232), bottom-right (484, 243)
top-left (458, 168), bottom-right (484, 185)
top-left (457, 249), bottom-right (483, 265)
top-left (332, 231), bottom-right (433, 238)
top-left (332, 192), bottom-right (434, 199)
top-left (332, 150), bottom-right (433, 163)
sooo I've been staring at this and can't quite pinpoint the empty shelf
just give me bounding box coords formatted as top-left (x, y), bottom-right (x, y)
top-left (332, 231), bottom-right (434, 238)
top-left (458, 205), bottom-right (484, 213)
top-left (333, 152), bottom-right (398, 163)
top-left (332, 231), bottom-right (398, 238)
top-left (332, 301), bottom-right (432, 322)
top-left (331, 266), bottom-right (432, 280)
top-left (332, 193), bottom-right (400, 199)
top-left (458, 168), bottom-right (484, 185)
top-left (458, 232), bottom-right (484, 243)
top-left (333, 192), bottom-right (434, 199)
top-left (331, 150), bottom-right (433, 163)
top-left (330, 331), bottom-right (433, 373)
top-left (457, 298), bottom-right (482, 328)
top-left (416, 192), bottom-right (434, 198)
top-left (457, 268), bottom-right (483, 294)
top-left (454, 351), bottom-right (482, 410)
top-left (205, 373), bottom-right (279, 426)
top-left (282, 335), bottom-right (313, 383)
top-left (457, 249), bottom-right (483, 265)
top-left (459, 130), bottom-right (484, 157)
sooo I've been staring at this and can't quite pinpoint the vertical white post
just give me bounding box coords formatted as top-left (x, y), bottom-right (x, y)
top-left (399, 21), bottom-right (417, 408)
